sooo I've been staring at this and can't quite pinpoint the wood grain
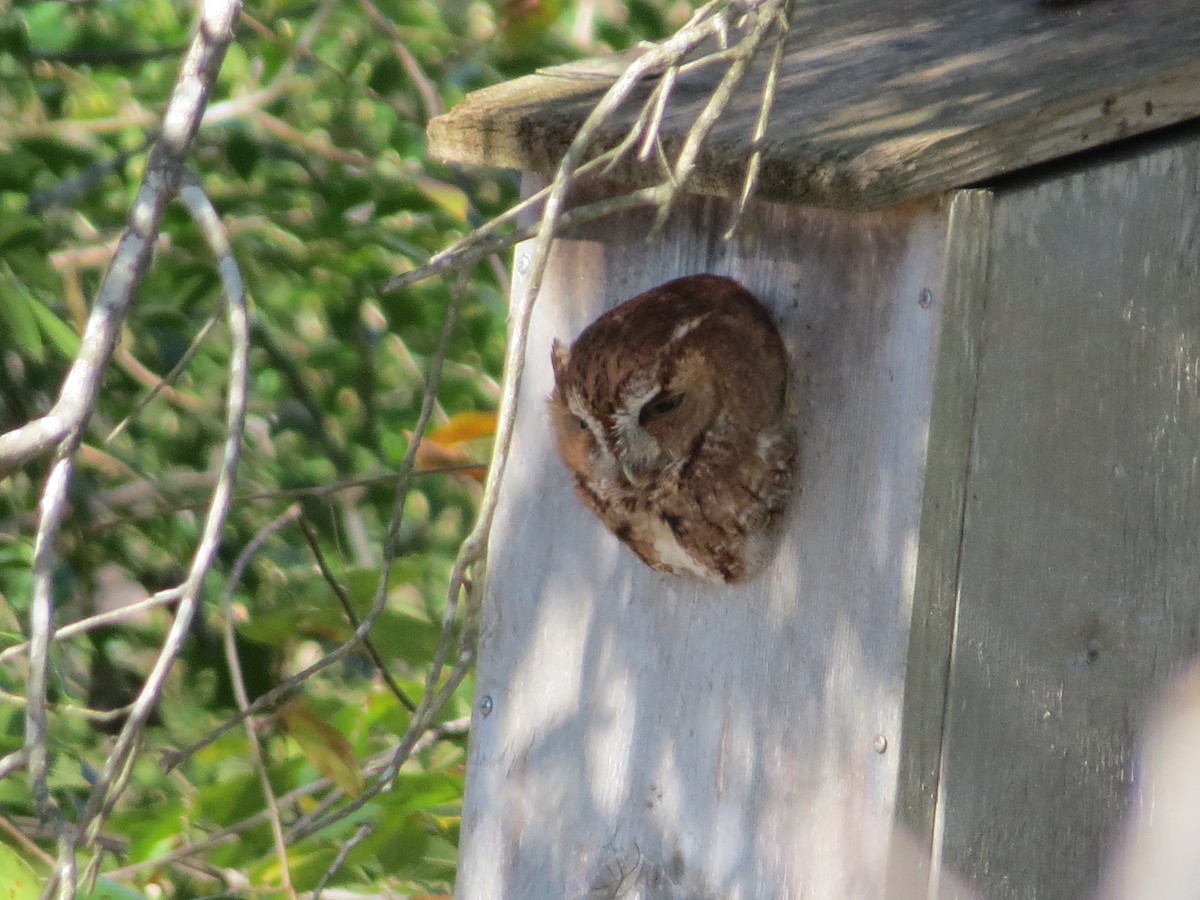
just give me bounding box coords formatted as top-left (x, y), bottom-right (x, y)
top-left (932, 129), bottom-right (1200, 899)
top-left (889, 190), bottom-right (992, 899)
top-left (456, 180), bottom-right (960, 897)
top-left (428, 0), bottom-right (1200, 210)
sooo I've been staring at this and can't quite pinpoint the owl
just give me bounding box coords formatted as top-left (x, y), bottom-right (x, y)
top-left (549, 274), bottom-right (796, 584)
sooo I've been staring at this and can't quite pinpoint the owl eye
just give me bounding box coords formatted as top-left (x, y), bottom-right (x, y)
top-left (640, 392), bottom-right (684, 423)
top-left (573, 415), bottom-right (589, 431)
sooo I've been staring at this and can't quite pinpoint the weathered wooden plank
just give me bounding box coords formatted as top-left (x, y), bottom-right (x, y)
top-left (932, 130), bottom-right (1200, 899)
top-left (889, 190), bottom-right (992, 899)
top-left (456, 181), bottom-right (962, 897)
top-left (428, 0), bottom-right (1200, 210)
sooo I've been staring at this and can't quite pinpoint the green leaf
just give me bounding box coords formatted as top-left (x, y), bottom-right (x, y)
top-left (0, 20), bottom-right (31, 58)
top-left (0, 150), bottom-right (42, 192)
top-left (0, 272), bottom-right (44, 362)
top-left (27, 295), bottom-right (79, 358)
top-left (0, 219), bottom-right (45, 253)
top-left (367, 55), bottom-right (405, 94)
top-left (0, 842), bottom-right (40, 900)
top-left (21, 3), bottom-right (74, 52)
top-left (18, 137), bottom-right (95, 176)
top-left (225, 129), bottom-right (260, 179)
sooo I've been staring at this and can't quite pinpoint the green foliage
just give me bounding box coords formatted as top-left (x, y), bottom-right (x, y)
top-left (0, 0), bottom-right (695, 894)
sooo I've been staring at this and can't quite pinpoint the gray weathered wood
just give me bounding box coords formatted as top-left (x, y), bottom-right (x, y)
top-left (889, 189), bottom-right (992, 899)
top-left (931, 130), bottom-right (1200, 899)
top-left (428, 0), bottom-right (1200, 210)
top-left (457, 180), bottom-right (964, 897)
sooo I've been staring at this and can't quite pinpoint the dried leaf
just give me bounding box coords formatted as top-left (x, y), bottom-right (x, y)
top-left (280, 702), bottom-right (362, 798)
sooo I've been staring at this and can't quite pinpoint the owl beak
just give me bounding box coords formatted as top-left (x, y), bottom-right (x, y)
top-left (621, 460), bottom-right (647, 484)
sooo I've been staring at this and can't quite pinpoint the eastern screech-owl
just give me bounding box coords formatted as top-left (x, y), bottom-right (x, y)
top-left (549, 274), bottom-right (796, 584)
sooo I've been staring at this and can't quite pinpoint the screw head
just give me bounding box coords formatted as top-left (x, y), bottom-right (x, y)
top-left (873, 733), bottom-right (888, 754)
top-left (516, 255), bottom-right (531, 275)
top-left (918, 288), bottom-right (933, 309)
top-left (479, 695), bottom-right (494, 717)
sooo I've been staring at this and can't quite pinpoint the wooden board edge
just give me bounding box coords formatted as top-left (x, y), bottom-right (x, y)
top-left (426, 73), bottom-right (608, 173)
top-left (887, 188), bottom-right (993, 898)
top-left (428, 54), bottom-right (1200, 213)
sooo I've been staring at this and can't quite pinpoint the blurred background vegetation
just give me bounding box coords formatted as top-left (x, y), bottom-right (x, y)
top-left (0, 0), bottom-right (696, 895)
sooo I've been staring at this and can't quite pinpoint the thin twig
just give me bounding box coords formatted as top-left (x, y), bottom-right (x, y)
top-left (253, 320), bottom-right (354, 471)
top-left (27, 45), bottom-right (188, 65)
top-left (310, 823), bottom-right (372, 900)
top-left (16, 5), bottom-right (245, 897)
top-left (430, 6), bottom-right (736, 649)
top-left (0, 813), bottom-right (55, 866)
top-left (637, 64), bottom-right (679, 162)
top-left (28, 141), bottom-right (150, 213)
top-left (223, 505), bottom-right (304, 900)
top-left (67, 170), bottom-right (252, 898)
top-left (0, 688), bottom-right (139, 725)
top-left (410, 714), bottom-right (469, 756)
top-left (286, 645), bottom-right (475, 841)
top-left (104, 711), bottom-right (466, 882)
top-left (385, 183), bottom-right (662, 290)
top-left (0, 748), bottom-right (28, 781)
top-left (652, 0), bottom-right (787, 233)
top-left (161, 262), bottom-right (465, 771)
top-left (0, 592), bottom-right (183, 666)
top-left (107, 313), bottom-right (221, 442)
top-left (727, 0), bottom-right (792, 237)
top-left (14, 462), bottom-right (486, 538)
top-left (265, 279), bottom-right (476, 842)
top-left (355, 0), bottom-right (442, 122)
top-left (297, 517), bottom-right (417, 712)
top-left (73, 465), bottom-right (487, 535)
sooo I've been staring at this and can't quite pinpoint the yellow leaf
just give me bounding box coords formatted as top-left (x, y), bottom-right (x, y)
top-left (414, 175), bottom-right (470, 222)
top-left (427, 410), bottom-right (497, 445)
top-left (280, 702), bottom-right (362, 797)
top-left (408, 433), bottom-right (488, 483)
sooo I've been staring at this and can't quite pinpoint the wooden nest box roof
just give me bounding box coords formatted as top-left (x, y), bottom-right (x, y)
top-left (428, 0), bottom-right (1200, 210)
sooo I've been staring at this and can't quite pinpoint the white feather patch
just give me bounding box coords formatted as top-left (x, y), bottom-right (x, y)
top-left (647, 516), bottom-right (715, 580)
top-left (668, 313), bottom-right (712, 344)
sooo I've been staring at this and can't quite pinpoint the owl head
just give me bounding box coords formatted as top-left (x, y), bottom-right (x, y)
top-left (548, 275), bottom-right (795, 583)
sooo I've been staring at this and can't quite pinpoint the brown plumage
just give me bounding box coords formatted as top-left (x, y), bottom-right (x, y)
top-left (548, 274), bottom-right (796, 584)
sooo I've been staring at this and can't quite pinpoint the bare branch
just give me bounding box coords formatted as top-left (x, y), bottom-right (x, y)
top-left (222, 506), bottom-right (304, 900)
top-left (297, 518), bottom-right (418, 712)
top-left (652, 0), bottom-right (789, 232)
top-left (0, 0), bottom-right (243, 481)
top-left (286, 644), bottom-right (476, 841)
top-left (355, 0), bottom-right (443, 122)
top-left (0, 749), bottom-right (28, 782)
top-left (311, 823), bottom-right (373, 900)
top-left (60, 169), bottom-right (250, 898)
top-left (106, 313), bottom-right (221, 442)
top-left (103, 713), bottom-right (466, 882)
top-left (726, 0), bottom-right (793, 236)
top-left (14, 8), bottom-right (245, 898)
top-left (161, 268), bottom-right (465, 770)
top-left (385, 182), bottom-right (662, 290)
top-left (28, 142), bottom-right (149, 214)
top-left (0, 586), bottom-right (180, 664)
top-left (0, 813), bottom-right (55, 867)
